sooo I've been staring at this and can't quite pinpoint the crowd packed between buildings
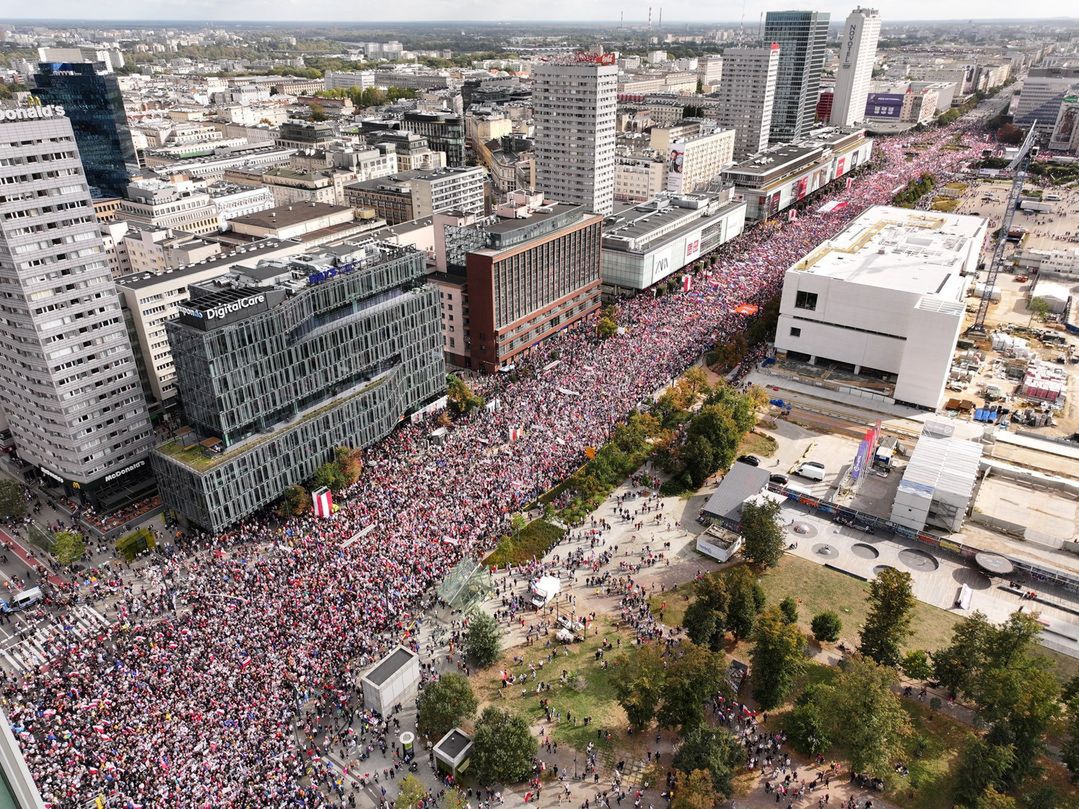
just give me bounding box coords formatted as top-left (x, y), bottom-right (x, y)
top-left (4, 122), bottom-right (986, 807)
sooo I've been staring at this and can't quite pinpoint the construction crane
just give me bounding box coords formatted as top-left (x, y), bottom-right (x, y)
top-left (969, 123), bottom-right (1039, 334)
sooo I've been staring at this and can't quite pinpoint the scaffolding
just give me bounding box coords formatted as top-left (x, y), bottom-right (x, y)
top-left (436, 557), bottom-right (494, 612)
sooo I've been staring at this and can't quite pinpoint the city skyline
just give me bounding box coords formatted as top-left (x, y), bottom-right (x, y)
top-left (5, 3), bottom-right (1079, 24)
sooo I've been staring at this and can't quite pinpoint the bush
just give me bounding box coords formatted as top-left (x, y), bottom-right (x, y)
top-left (464, 612), bottom-right (501, 668)
top-left (810, 611), bottom-right (841, 644)
top-left (484, 519), bottom-right (564, 567)
top-left (52, 530), bottom-right (85, 565)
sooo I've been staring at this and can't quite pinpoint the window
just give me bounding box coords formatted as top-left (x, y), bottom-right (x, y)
top-left (789, 327), bottom-right (801, 337)
top-left (795, 291), bottom-right (818, 311)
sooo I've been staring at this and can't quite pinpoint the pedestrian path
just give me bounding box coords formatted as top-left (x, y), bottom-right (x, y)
top-left (0, 605), bottom-right (111, 674)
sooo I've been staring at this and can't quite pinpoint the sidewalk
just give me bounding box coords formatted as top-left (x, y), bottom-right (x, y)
top-left (0, 527), bottom-right (64, 587)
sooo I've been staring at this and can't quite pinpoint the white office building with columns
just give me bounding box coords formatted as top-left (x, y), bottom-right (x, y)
top-left (830, 7), bottom-right (882, 127)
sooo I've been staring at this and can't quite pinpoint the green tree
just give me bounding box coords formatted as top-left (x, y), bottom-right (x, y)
top-left (723, 566), bottom-right (765, 640)
top-left (0, 480), bottom-right (26, 520)
top-left (859, 568), bottom-right (915, 666)
top-left (446, 374), bottom-right (485, 418)
top-left (671, 769), bottom-right (717, 809)
top-left (811, 611), bottom-right (842, 644)
top-left (276, 483), bottom-right (311, 518)
top-left (932, 611), bottom-right (992, 697)
top-left (1027, 296), bottom-right (1050, 325)
top-left (597, 315), bottom-right (618, 339)
top-left (470, 707), bottom-right (538, 784)
top-left (1064, 692), bottom-right (1079, 783)
top-left (787, 692), bottom-right (831, 756)
top-left (659, 642), bottom-right (724, 731)
top-left (464, 611), bottom-right (501, 668)
top-left (313, 460), bottom-right (346, 492)
top-left (612, 644), bottom-right (666, 730)
top-left (740, 499), bottom-right (786, 568)
top-left (686, 404), bottom-right (741, 473)
top-left (682, 571), bottom-right (729, 651)
top-left (817, 657), bottom-right (911, 775)
top-left (394, 774), bottom-right (428, 809)
top-left (417, 673), bottom-right (477, 742)
top-left (778, 597), bottom-right (799, 625)
top-left (953, 740), bottom-right (1015, 808)
top-left (901, 649), bottom-right (933, 681)
top-left (52, 530), bottom-right (85, 565)
top-left (673, 728), bottom-right (742, 797)
top-left (750, 608), bottom-right (807, 709)
top-left (308, 103), bottom-right (327, 121)
top-left (681, 434), bottom-right (716, 488)
top-left (442, 789), bottom-right (468, 809)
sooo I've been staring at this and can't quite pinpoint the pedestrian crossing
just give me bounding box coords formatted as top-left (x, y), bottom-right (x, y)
top-left (0, 605), bottom-right (112, 675)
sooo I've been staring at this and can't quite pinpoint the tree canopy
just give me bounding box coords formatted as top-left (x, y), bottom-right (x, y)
top-left (417, 673), bottom-right (477, 742)
top-left (741, 498), bottom-right (786, 568)
top-left (470, 707), bottom-right (537, 784)
top-left (750, 608), bottom-right (807, 710)
top-left (859, 568), bottom-right (915, 666)
top-left (464, 611), bottom-right (501, 669)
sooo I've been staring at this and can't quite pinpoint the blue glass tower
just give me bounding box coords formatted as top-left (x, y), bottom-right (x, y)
top-left (32, 62), bottom-right (137, 198)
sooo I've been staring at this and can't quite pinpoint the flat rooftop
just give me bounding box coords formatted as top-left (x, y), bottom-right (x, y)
top-left (790, 205), bottom-right (986, 299)
top-left (603, 194), bottom-right (743, 253)
top-left (364, 647), bottom-right (418, 686)
top-left (116, 238), bottom-right (298, 291)
top-left (435, 729), bottom-right (472, 760)
top-left (230, 202), bottom-right (351, 230)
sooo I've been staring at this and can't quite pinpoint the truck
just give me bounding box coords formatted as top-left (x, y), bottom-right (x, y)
top-left (873, 436), bottom-right (900, 468)
top-left (529, 576), bottom-right (561, 608)
top-left (1018, 199), bottom-right (1053, 213)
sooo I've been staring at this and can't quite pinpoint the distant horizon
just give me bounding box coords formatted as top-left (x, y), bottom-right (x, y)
top-left (6, 16), bottom-right (1079, 24)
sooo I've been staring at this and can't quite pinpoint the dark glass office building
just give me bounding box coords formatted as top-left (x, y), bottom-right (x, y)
top-left (150, 242), bottom-right (445, 532)
top-left (32, 63), bottom-right (137, 198)
top-left (764, 11), bottom-right (830, 143)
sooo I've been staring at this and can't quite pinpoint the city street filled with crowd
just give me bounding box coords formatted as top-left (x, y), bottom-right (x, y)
top-left (2, 115), bottom-right (992, 808)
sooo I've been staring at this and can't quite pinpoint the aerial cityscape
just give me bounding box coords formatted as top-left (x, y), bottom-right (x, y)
top-left (0, 7), bottom-right (1077, 809)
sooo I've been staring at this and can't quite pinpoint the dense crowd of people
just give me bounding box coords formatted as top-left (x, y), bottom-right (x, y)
top-left (1, 118), bottom-right (990, 807)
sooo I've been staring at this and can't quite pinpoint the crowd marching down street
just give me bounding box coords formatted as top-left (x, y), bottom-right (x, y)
top-left (2, 121), bottom-right (988, 807)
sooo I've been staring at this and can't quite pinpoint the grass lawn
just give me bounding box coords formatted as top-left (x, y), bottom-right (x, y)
top-left (757, 555), bottom-right (961, 652)
top-left (931, 198), bottom-right (961, 212)
top-left (470, 617), bottom-right (646, 762)
top-left (648, 581), bottom-right (696, 630)
top-left (738, 431), bottom-right (778, 458)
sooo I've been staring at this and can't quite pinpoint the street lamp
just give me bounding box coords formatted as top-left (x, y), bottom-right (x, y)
top-left (574, 754), bottom-right (578, 780)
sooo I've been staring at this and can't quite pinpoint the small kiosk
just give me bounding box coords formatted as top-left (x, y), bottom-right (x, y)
top-left (433, 728), bottom-right (473, 777)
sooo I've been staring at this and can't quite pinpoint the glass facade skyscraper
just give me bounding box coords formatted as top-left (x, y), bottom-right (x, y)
top-left (765, 10), bottom-right (830, 143)
top-left (31, 63), bottom-right (137, 198)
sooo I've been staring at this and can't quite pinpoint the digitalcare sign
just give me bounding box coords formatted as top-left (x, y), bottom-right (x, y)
top-left (2, 105), bottom-right (66, 122)
top-left (178, 294), bottom-right (267, 321)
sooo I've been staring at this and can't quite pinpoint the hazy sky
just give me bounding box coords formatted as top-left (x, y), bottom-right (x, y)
top-left (13, 0), bottom-right (1079, 23)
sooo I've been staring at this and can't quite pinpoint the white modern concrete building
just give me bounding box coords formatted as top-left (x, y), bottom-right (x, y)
top-left (775, 206), bottom-right (988, 410)
top-left (532, 55), bottom-right (618, 215)
top-left (830, 7), bottom-right (882, 127)
top-left (714, 47), bottom-right (781, 160)
top-left (601, 190), bottom-right (747, 294)
top-left (666, 129), bottom-right (737, 194)
top-left (360, 646), bottom-right (422, 715)
top-left (891, 424), bottom-right (982, 533)
top-left (0, 105), bottom-right (154, 506)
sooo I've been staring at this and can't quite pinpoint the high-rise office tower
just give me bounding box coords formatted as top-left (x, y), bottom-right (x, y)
top-left (830, 7), bottom-right (881, 126)
top-left (765, 10), bottom-right (830, 142)
top-left (714, 46), bottom-right (781, 159)
top-left (532, 54), bottom-right (618, 216)
top-left (32, 62), bottom-right (137, 198)
top-left (0, 104), bottom-right (153, 505)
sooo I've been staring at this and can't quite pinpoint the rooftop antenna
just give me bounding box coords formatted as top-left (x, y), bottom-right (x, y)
top-left (739, 0), bottom-right (747, 39)
top-left (648, 6), bottom-right (652, 30)
top-left (620, 10), bottom-right (624, 28)
top-left (758, 12), bottom-right (764, 43)
top-left (658, 7), bottom-right (662, 28)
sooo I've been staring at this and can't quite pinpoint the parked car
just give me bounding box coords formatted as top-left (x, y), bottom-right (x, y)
top-left (769, 474), bottom-right (789, 486)
top-left (736, 455), bottom-right (760, 467)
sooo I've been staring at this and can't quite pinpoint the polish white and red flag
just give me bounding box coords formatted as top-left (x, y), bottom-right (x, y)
top-left (312, 487), bottom-right (333, 518)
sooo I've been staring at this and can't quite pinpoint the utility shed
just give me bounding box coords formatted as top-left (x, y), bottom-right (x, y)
top-left (360, 645), bottom-right (421, 715)
top-left (433, 728), bottom-right (473, 776)
top-left (890, 427), bottom-right (982, 533)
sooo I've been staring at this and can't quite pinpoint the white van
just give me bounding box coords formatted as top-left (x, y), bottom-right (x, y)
top-left (3, 587), bottom-right (43, 613)
top-left (794, 461), bottom-right (826, 482)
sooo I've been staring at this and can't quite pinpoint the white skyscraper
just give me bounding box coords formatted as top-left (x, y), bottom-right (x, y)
top-left (532, 55), bottom-right (618, 215)
top-left (714, 46), bottom-right (781, 160)
top-left (830, 7), bottom-right (882, 127)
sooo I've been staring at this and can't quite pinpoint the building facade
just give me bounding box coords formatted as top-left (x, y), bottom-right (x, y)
top-left (402, 111), bottom-right (466, 167)
top-left (1014, 67), bottom-right (1079, 126)
top-left (765, 10), bottom-right (830, 143)
top-left (774, 206), bottom-right (987, 410)
top-left (666, 129), bottom-right (736, 194)
top-left (151, 242), bottom-right (445, 532)
top-left (32, 62), bottom-right (138, 198)
top-left (532, 55), bottom-right (618, 215)
top-left (601, 191), bottom-right (748, 294)
top-left (714, 47), bottom-right (781, 159)
top-left (830, 7), bottom-right (882, 127)
top-left (0, 106), bottom-right (153, 506)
